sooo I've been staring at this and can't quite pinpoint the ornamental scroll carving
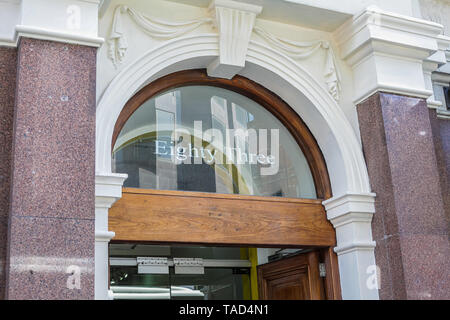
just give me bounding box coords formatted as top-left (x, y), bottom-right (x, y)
top-left (253, 27), bottom-right (341, 101)
top-left (108, 5), bottom-right (213, 66)
top-left (107, 4), bottom-right (342, 101)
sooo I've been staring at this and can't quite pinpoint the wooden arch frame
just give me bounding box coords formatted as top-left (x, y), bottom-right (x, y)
top-left (111, 69), bottom-right (331, 199)
top-left (108, 69), bottom-right (341, 299)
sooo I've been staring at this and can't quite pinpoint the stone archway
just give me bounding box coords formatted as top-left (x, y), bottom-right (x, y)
top-left (95, 34), bottom-right (378, 300)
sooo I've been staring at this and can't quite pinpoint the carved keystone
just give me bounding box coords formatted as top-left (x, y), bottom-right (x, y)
top-left (207, 0), bottom-right (262, 79)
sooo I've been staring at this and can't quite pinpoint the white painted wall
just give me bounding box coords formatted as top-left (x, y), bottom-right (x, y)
top-left (0, 0), bottom-right (21, 44)
top-left (0, 0), bottom-right (103, 46)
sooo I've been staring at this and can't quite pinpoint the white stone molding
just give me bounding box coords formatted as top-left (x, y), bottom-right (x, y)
top-left (99, 0), bottom-right (111, 18)
top-left (334, 5), bottom-right (445, 104)
top-left (432, 69), bottom-right (450, 120)
top-left (95, 173), bottom-right (127, 300)
top-left (437, 109), bottom-right (450, 120)
top-left (0, 0), bottom-right (21, 47)
top-left (431, 38), bottom-right (450, 120)
top-left (104, 3), bottom-right (341, 99)
top-left (206, 0), bottom-right (262, 79)
top-left (1, 0), bottom-right (104, 47)
top-left (15, 25), bottom-right (104, 47)
top-left (108, 4), bottom-right (213, 66)
top-left (424, 63), bottom-right (444, 110)
top-left (424, 35), bottom-right (450, 110)
top-left (254, 26), bottom-right (341, 101)
top-left (438, 50), bottom-right (450, 74)
top-left (433, 68), bottom-right (450, 86)
top-left (323, 193), bottom-right (379, 300)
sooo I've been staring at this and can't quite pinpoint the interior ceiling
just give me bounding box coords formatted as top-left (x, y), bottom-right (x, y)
top-left (165, 0), bottom-right (352, 31)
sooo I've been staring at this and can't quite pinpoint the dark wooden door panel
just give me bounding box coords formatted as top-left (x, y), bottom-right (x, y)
top-left (267, 271), bottom-right (309, 300)
top-left (258, 251), bottom-right (325, 300)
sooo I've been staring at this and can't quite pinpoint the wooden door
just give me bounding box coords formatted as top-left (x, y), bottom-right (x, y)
top-left (257, 251), bottom-right (325, 300)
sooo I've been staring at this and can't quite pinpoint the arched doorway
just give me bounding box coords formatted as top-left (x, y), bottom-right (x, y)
top-left (95, 34), bottom-right (377, 300)
top-left (107, 69), bottom-right (341, 300)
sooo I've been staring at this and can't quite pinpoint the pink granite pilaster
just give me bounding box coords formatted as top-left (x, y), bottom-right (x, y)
top-left (5, 38), bottom-right (96, 300)
top-left (357, 92), bottom-right (450, 300)
top-left (0, 47), bottom-right (17, 300)
top-left (428, 109), bottom-right (450, 230)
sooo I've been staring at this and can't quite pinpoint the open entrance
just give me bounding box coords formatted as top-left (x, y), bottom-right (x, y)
top-left (108, 70), bottom-right (340, 299)
top-left (109, 244), bottom-right (329, 300)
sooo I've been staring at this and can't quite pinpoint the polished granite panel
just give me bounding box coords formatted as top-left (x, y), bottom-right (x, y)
top-left (6, 216), bottom-right (94, 300)
top-left (0, 47), bottom-right (17, 300)
top-left (0, 216), bottom-right (8, 299)
top-left (439, 118), bottom-right (450, 177)
top-left (10, 38), bottom-right (96, 221)
top-left (428, 109), bottom-right (450, 230)
top-left (383, 235), bottom-right (408, 299)
top-left (399, 234), bottom-right (450, 300)
top-left (6, 38), bottom-right (96, 300)
top-left (356, 93), bottom-right (399, 240)
top-left (357, 92), bottom-right (450, 300)
top-left (380, 94), bottom-right (447, 236)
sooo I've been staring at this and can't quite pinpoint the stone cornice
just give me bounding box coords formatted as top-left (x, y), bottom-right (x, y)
top-left (335, 6), bottom-right (443, 62)
top-left (95, 173), bottom-right (128, 208)
top-left (323, 192), bottom-right (377, 255)
top-left (16, 25), bottom-right (104, 47)
top-left (432, 71), bottom-right (450, 85)
top-left (323, 192), bottom-right (376, 221)
top-left (334, 6), bottom-right (446, 104)
top-left (0, 0), bottom-right (103, 48)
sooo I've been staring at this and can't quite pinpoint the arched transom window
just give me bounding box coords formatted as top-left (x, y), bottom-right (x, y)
top-left (112, 85), bottom-right (318, 199)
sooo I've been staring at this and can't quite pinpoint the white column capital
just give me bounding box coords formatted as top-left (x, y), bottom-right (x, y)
top-left (95, 230), bottom-right (115, 243)
top-left (0, 0), bottom-right (104, 47)
top-left (95, 172), bottom-right (128, 206)
top-left (323, 192), bottom-right (377, 255)
top-left (207, 0), bottom-right (262, 79)
top-left (334, 6), bottom-right (446, 104)
top-left (95, 172), bottom-right (127, 238)
top-left (95, 172), bottom-right (127, 300)
top-left (323, 192), bottom-right (376, 220)
top-left (323, 192), bottom-right (379, 299)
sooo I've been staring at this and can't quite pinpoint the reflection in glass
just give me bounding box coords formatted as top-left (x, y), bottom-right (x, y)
top-left (109, 245), bottom-right (252, 300)
top-left (113, 86), bottom-right (317, 199)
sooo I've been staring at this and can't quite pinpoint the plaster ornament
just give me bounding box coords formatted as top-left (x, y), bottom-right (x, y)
top-left (254, 26), bottom-right (341, 101)
top-left (108, 5), bottom-right (213, 66)
top-left (107, 4), bottom-right (341, 101)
